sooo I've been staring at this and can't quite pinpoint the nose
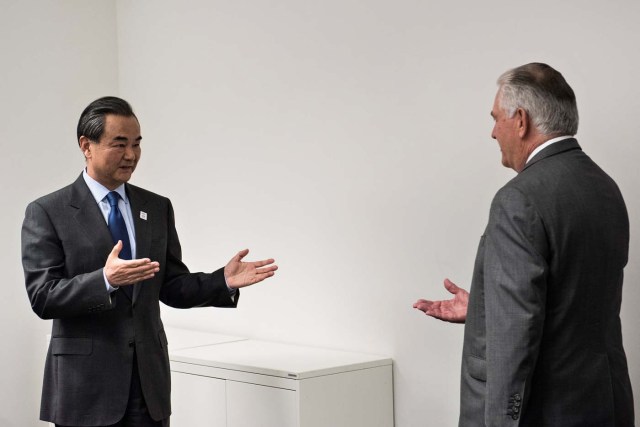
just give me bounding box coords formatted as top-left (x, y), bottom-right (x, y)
top-left (123, 145), bottom-right (136, 159)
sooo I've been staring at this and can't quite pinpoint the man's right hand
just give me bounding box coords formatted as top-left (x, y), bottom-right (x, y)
top-left (413, 278), bottom-right (469, 323)
top-left (104, 241), bottom-right (160, 286)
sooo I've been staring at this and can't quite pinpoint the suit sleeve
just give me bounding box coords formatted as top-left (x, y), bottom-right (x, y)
top-left (483, 186), bottom-right (549, 426)
top-left (158, 200), bottom-right (239, 308)
top-left (21, 201), bottom-right (114, 320)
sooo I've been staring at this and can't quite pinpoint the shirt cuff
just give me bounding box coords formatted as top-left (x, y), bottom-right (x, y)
top-left (225, 276), bottom-right (237, 302)
top-left (103, 269), bottom-right (118, 293)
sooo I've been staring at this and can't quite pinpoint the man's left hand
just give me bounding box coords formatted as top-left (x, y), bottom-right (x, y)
top-left (224, 249), bottom-right (278, 289)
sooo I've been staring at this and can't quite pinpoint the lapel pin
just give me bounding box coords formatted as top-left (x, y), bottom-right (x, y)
top-left (140, 211), bottom-right (148, 220)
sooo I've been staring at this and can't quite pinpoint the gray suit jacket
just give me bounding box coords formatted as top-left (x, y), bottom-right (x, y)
top-left (460, 139), bottom-right (635, 426)
top-left (22, 174), bottom-right (238, 426)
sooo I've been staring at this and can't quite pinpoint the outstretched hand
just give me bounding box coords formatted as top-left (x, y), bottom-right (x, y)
top-left (224, 249), bottom-right (278, 289)
top-left (104, 241), bottom-right (160, 286)
top-left (413, 278), bottom-right (469, 323)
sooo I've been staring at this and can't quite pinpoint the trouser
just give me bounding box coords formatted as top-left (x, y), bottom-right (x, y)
top-left (57, 354), bottom-right (169, 427)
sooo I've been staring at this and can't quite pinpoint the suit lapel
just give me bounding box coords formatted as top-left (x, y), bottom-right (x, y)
top-left (126, 184), bottom-right (151, 304)
top-left (69, 175), bottom-right (115, 261)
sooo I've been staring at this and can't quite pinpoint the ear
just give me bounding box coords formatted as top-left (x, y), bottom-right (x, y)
top-left (515, 108), bottom-right (529, 138)
top-left (79, 136), bottom-right (92, 160)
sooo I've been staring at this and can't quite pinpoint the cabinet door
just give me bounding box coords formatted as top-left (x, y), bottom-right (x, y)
top-left (226, 381), bottom-right (297, 427)
top-left (171, 371), bottom-right (227, 427)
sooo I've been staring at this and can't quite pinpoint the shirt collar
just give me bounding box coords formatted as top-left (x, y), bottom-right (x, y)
top-left (526, 135), bottom-right (573, 164)
top-left (82, 169), bottom-right (128, 204)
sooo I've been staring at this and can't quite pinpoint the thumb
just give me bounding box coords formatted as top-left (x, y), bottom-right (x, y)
top-left (444, 278), bottom-right (459, 294)
top-left (109, 241), bottom-right (123, 258)
top-left (235, 248), bottom-right (249, 262)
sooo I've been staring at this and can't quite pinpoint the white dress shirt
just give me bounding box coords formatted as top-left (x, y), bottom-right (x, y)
top-left (526, 135), bottom-right (574, 165)
top-left (83, 170), bottom-right (136, 292)
top-left (82, 170), bottom-right (236, 298)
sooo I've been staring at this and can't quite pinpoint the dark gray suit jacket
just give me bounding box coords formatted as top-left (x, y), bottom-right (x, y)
top-left (460, 139), bottom-right (634, 426)
top-left (22, 174), bottom-right (238, 426)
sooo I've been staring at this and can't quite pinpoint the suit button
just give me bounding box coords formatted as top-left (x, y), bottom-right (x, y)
top-left (514, 393), bottom-right (521, 402)
top-left (128, 340), bottom-right (135, 347)
top-left (512, 413), bottom-right (519, 420)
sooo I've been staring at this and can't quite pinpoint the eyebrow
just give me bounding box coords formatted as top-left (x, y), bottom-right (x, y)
top-left (112, 135), bottom-right (143, 142)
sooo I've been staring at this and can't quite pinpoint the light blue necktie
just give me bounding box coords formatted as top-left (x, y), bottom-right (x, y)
top-left (106, 191), bottom-right (133, 297)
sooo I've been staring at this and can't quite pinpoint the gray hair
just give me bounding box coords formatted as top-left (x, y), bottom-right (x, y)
top-left (497, 63), bottom-right (579, 136)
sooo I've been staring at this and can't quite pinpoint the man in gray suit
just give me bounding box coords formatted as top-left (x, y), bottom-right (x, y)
top-left (414, 63), bottom-right (635, 426)
top-left (22, 96), bottom-right (278, 426)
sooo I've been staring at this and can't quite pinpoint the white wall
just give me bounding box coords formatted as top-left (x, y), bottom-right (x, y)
top-left (0, 1), bottom-right (118, 426)
top-left (116, 0), bottom-right (640, 425)
top-left (3, 0), bottom-right (639, 425)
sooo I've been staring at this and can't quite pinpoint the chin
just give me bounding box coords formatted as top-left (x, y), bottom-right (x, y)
top-left (116, 172), bottom-right (133, 183)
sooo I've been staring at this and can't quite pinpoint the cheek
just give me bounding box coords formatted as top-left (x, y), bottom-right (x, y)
top-left (103, 154), bottom-right (123, 169)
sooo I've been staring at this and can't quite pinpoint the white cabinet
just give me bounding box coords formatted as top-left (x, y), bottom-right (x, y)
top-left (166, 330), bottom-right (394, 427)
top-left (227, 381), bottom-right (297, 427)
top-left (171, 371), bottom-right (227, 427)
top-left (165, 328), bottom-right (245, 427)
top-left (164, 327), bottom-right (245, 351)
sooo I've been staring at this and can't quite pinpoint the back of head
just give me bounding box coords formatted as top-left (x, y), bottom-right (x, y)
top-left (497, 63), bottom-right (579, 137)
top-left (77, 96), bottom-right (137, 145)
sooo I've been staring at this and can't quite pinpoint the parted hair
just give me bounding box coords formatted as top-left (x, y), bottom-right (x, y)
top-left (77, 96), bottom-right (137, 145)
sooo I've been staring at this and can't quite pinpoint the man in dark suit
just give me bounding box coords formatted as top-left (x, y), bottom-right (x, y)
top-left (22, 96), bottom-right (278, 427)
top-left (414, 63), bottom-right (635, 426)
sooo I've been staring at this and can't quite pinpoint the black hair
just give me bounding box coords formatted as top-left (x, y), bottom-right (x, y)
top-left (76, 96), bottom-right (137, 145)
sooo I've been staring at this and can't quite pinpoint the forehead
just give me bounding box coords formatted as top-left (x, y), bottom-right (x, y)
top-left (103, 114), bottom-right (141, 137)
top-left (491, 91), bottom-right (503, 117)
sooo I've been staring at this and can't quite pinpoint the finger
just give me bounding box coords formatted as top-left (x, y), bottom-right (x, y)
top-left (413, 304), bottom-right (427, 312)
top-left (118, 267), bottom-right (160, 285)
top-left (109, 241), bottom-right (123, 258)
top-left (444, 278), bottom-right (460, 294)
top-left (134, 260), bottom-right (159, 269)
top-left (129, 263), bottom-right (161, 275)
top-left (128, 264), bottom-right (160, 274)
top-left (413, 300), bottom-right (434, 311)
top-left (250, 258), bottom-right (276, 268)
top-left (258, 271), bottom-right (275, 281)
top-left (248, 270), bottom-right (276, 285)
top-left (120, 259), bottom-right (159, 268)
top-left (136, 271), bottom-right (159, 282)
top-left (255, 264), bottom-right (278, 273)
top-left (234, 249), bottom-right (250, 262)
